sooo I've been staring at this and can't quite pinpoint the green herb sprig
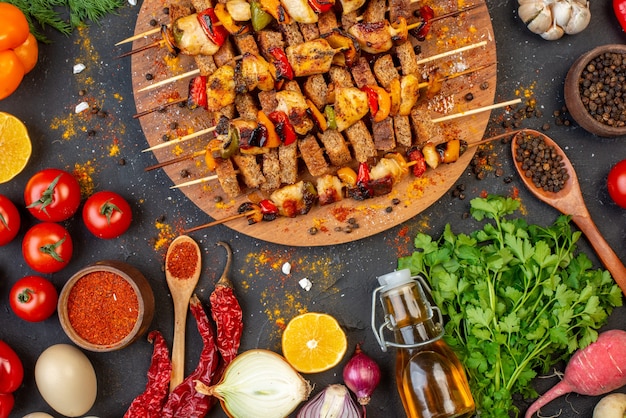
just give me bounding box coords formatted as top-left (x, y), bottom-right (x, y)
top-left (398, 195), bottom-right (623, 417)
top-left (4, 0), bottom-right (125, 43)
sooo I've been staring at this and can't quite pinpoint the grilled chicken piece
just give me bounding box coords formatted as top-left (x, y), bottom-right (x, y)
top-left (275, 90), bottom-right (314, 135)
top-left (280, 0), bottom-right (318, 23)
top-left (286, 39), bottom-right (336, 77)
top-left (236, 53), bottom-right (275, 92)
top-left (206, 65), bottom-right (236, 112)
top-left (270, 181), bottom-right (318, 217)
top-left (316, 174), bottom-right (344, 206)
top-left (172, 14), bottom-right (220, 56)
top-left (339, 0), bottom-right (366, 14)
top-left (333, 86), bottom-right (369, 132)
top-left (348, 21), bottom-right (392, 55)
top-left (399, 74), bottom-right (421, 116)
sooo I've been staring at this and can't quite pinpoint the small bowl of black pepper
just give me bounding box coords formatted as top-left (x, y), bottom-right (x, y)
top-left (564, 44), bottom-right (626, 137)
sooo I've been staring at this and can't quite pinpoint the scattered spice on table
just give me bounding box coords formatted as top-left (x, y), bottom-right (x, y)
top-left (166, 241), bottom-right (198, 279)
top-left (153, 218), bottom-right (177, 251)
top-left (73, 160), bottom-right (96, 198)
top-left (124, 331), bottom-right (172, 418)
top-left (67, 271), bottom-right (139, 345)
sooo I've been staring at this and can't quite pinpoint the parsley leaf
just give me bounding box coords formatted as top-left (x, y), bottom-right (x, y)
top-left (398, 195), bottom-right (622, 416)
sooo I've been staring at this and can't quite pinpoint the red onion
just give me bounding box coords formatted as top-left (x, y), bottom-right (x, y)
top-left (296, 384), bottom-right (361, 418)
top-left (342, 344), bottom-right (381, 406)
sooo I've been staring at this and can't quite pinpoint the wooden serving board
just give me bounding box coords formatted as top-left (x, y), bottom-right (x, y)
top-left (130, 0), bottom-right (497, 246)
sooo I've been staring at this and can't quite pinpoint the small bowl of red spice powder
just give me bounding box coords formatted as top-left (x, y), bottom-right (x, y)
top-left (58, 260), bottom-right (155, 352)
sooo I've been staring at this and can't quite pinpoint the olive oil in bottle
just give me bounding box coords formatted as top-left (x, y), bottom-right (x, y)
top-left (372, 269), bottom-right (475, 418)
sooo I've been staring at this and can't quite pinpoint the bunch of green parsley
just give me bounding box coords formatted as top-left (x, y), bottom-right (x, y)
top-left (5, 0), bottom-right (126, 42)
top-left (398, 195), bottom-right (623, 417)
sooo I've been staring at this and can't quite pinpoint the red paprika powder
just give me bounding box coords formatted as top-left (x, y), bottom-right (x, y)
top-left (166, 241), bottom-right (198, 279)
top-left (67, 271), bottom-right (139, 346)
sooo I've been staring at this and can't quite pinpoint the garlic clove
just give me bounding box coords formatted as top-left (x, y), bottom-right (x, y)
top-left (564, 1), bottom-right (591, 34)
top-left (551, 0), bottom-right (572, 28)
top-left (518, 1), bottom-right (545, 24)
top-left (526, 6), bottom-right (553, 34)
top-left (541, 23), bottom-right (565, 40)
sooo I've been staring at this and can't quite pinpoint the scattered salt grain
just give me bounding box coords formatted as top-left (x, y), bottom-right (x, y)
top-left (298, 278), bottom-right (312, 291)
top-left (73, 63), bottom-right (86, 74)
top-left (282, 262), bottom-right (291, 275)
top-left (75, 102), bottom-right (90, 113)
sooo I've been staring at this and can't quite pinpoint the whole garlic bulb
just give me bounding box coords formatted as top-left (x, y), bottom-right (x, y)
top-left (518, 0), bottom-right (591, 40)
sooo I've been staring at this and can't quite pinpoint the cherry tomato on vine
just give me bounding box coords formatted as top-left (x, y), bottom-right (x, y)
top-left (9, 276), bottom-right (58, 322)
top-left (0, 3), bottom-right (29, 51)
top-left (22, 222), bottom-right (73, 274)
top-left (608, 159), bottom-right (626, 208)
top-left (13, 33), bottom-right (38, 74)
top-left (0, 339), bottom-right (24, 394)
top-left (0, 50), bottom-right (24, 100)
top-left (24, 168), bottom-right (81, 222)
top-left (82, 191), bottom-right (132, 239)
top-left (0, 194), bottom-right (20, 246)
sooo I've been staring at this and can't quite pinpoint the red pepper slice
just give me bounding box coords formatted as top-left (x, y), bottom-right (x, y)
top-left (197, 8), bottom-right (229, 48)
top-left (268, 110), bottom-right (297, 146)
top-left (258, 199), bottom-right (279, 215)
top-left (356, 161), bottom-right (371, 185)
top-left (307, 0), bottom-right (334, 13)
top-left (268, 46), bottom-right (294, 81)
top-left (415, 5), bottom-right (434, 41)
top-left (360, 85), bottom-right (379, 118)
top-left (187, 75), bottom-right (208, 109)
top-left (615, 0), bottom-right (626, 32)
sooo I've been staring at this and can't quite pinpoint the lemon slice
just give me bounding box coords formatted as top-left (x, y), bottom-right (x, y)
top-left (0, 112), bottom-right (31, 183)
top-left (281, 312), bottom-right (347, 373)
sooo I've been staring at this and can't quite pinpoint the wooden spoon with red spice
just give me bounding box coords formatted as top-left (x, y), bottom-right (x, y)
top-left (165, 234), bottom-right (202, 391)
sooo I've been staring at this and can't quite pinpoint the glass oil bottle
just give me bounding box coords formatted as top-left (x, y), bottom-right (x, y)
top-left (371, 269), bottom-right (475, 418)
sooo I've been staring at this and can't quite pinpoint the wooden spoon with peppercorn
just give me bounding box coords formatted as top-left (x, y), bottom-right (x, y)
top-left (165, 234), bottom-right (202, 391)
top-left (511, 129), bottom-right (626, 297)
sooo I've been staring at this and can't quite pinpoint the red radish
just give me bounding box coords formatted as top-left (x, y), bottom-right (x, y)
top-left (525, 329), bottom-right (626, 418)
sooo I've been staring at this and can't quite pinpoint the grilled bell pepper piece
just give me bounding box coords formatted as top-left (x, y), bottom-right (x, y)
top-left (306, 99), bottom-right (328, 131)
top-left (258, 199), bottom-right (279, 221)
top-left (361, 86), bottom-right (379, 119)
top-left (411, 6), bottom-right (435, 41)
top-left (238, 202), bottom-right (263, 224)
top-left (197, 9), bottom-right (229, 47)
top-left (214, 3), bottom-right (246, 34)
top-left (324, 105), bottom-right (337, 130)
top-left (321, 28), bottom-right (360, 67)
top-left (268, 110), bottom-right (297, 146)
top-left (187, 76), bottom-right (208, 109)
top-left (257, 111), bottom-right (281, 148)
top-left (161, 25), bottom-right (180, 55)
top-left (308, 0), bottom-right (334, 13)
top-left (221, 126), bottom-right (240, 159)
top-left (337, 166), bottom-right (357, 187)
top-left (268, 47), bottom-right (294, 81)
top-left (205, 139), bottom-right (223, 171)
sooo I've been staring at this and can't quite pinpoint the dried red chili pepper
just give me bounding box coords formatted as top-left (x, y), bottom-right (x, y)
top-left (161, 295), bottom-right (219, 417)
top-left (268, 110), bottom-right (297, 146)
top-left (124, 331), bottom-right (171, 418)
top-left (210, 242), bottom-right (243, 366)
top-left (197, 9), bottom-right (229, 48)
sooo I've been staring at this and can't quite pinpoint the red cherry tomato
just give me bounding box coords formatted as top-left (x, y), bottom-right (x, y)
top-left (0, 50), bottom-right (25, 100)
top-left (9, 276), bottom-right (58, 322)
top-left (607, 159), bottom-right (626, 208)
top-left (24, 168), bottom-right (81, 222)
top-left (0, 194), bottom-right (20, 246)
top-left (0, 393), bottom-right (14, 418)
top-left (82, 191), bottom-right (132, 239)
top-left (0, 3), bottom-right (29, 50)
top-left (13, 33), bottom-right (38, 74)
top-left (22, 222), bottom-right (73, 274)
top-left (0, 340), bottom-right (24, 393)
